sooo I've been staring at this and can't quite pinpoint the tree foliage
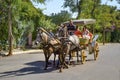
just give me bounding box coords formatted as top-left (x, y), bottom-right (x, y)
top-left (63, 0), bottom-right (120, 42)
top-left (0, 0), bottom-right (54, 50)
top-left (50, 10), bottom-right (72, 25)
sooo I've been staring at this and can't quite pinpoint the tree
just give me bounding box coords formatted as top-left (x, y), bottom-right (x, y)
top-left (4, 0), bottom-right (13, 56)
top-left (63, 0), bottom-right (101, 19)
top-left (0, 0), bottom-right (48, 55)
top-left (63, 0), bottom-right (83, 19)
top-left (50, 10), bottom-right (72, 25)
top-left (0, 0), bottom-right (8, 46)
top-left (116, 0), bottom-right (120, 4)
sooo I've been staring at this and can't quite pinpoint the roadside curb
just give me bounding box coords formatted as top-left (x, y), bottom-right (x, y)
top-left (0, 49), bottom-right (43, 56)
top-left (13, 49), bottom-right (43, 55)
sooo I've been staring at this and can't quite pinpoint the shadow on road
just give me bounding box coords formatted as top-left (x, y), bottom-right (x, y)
top-left (0, 60), bottom-right (58, 78)
top-left (0, 57), bottom-right (97, 78)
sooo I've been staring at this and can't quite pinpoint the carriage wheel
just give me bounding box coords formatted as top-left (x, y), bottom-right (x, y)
top-left (81, 50), bottom-right (86, 64)
top-left (94, 42), bottom-right (99, 60)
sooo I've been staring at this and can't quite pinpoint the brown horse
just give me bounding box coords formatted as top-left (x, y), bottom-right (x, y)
top-left (35, 27), bottom-right (68, 72)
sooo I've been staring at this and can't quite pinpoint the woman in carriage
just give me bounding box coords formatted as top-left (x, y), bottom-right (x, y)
top-left (81, 25), bottom-right (93, 43)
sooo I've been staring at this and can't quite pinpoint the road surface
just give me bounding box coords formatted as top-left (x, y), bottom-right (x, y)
top-left (0, 43), bottom-right (120, 80)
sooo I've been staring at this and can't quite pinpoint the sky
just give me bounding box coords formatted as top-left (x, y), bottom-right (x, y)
top-left (33, 0), bottom-right (120, 18)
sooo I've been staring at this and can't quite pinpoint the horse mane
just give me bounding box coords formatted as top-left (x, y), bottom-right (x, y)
top-left (39, 27), bottom-right (49, 35)
top-left (39, 27), bottom-right (61, 45)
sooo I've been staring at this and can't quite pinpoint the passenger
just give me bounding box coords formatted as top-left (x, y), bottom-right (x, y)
top-left (74, 26), bottom-right (82, 38)
top-left (81, 25), bottom-right (93, 54)
top-left (81, 25), bottom-right (93, 43)
top-left (67, 19), bottom-right (76, 35)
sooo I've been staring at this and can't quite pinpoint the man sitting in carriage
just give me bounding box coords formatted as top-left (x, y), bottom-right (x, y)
top-left (67, 19), bottom-right (76, 35)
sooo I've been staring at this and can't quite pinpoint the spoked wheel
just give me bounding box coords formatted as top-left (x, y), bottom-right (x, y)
top-left (94, 42), bottom-right (99, 60)
top-left (81, 50), bottom-right (86, 64)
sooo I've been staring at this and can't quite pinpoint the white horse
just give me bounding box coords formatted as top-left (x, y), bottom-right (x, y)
top-left (57, 26), bottom-right (81, 64)
top-left (67, 35), bottom-right (81, 63)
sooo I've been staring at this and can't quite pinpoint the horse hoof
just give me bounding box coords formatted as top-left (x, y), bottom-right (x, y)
top-left (59, 69), bottom-right (62, 72)
top-left (66, 66), bottom-right (69, 69)
top-left (44, 68), bottom-right (47, 70)
top-left (48, 62), bottom-right (52, 65)
top-left (63, 65), bottom-right (69, 69)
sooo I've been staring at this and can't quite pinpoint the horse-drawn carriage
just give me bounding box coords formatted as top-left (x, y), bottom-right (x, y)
top-left (63, 19), bottom-right (99, 64)
top-left (35, 19), bottom-right (99, 72)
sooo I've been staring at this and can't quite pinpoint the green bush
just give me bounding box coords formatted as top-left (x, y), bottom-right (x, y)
top-left (111, 29), bottom-right (120, 43)
top-left (105, 31), bottom-right (111, 42)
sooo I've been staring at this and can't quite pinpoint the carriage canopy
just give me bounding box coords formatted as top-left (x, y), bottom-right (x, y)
top-left (63, 19), bottom-right (96, 26)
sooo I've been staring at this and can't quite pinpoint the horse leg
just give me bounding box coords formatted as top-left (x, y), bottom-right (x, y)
top-left (53, 53), bottom-right (56, 67)
top-left (58, 53), bottom-right (63, 72)
top-left (44, 53), bottom-right (48, 70)
top-left (63, 54), bottom-right (69, 69)
top-left (47, 52), bottom-right (52, 65)
top-left (43, 50), bottom-right (51, 70)
top-left (76, 49), bottom-right (80, 63)
top-left (68, 51), bottom-right (72, 65)
top-left (56, 57), bottom-right (60, 68)
top-left (59, 49), bottom-right (69, 72)
top-left (56, 53), bottom-right (60, 68)
top-left (61, 53), bottom-right (68, 69)
top-left (66, 44), bottom-right (71, 65)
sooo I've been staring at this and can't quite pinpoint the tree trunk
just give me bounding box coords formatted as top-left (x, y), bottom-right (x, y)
top-left (7, 4), bottom-right (13, 56)
top-left (27, 32), bottom-right (32, 48)
top-left (76, 0), bottom-right (83, 19)
top-left (103, 27), bottom-right (105, 45)
top-left (91, 0), bottom-right (96, 18)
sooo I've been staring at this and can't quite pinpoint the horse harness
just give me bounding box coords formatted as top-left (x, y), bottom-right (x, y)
top-left (38, 30), bottom-right (61, 51)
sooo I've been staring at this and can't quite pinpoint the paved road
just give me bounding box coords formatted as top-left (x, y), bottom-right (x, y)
top-left (0, 43), bottom-right (120, 80)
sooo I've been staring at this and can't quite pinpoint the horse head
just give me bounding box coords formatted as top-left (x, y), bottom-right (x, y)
top-left (35, 28), bottom-right (42, 45)
top-left (35, 27), bottom-right (48, 45)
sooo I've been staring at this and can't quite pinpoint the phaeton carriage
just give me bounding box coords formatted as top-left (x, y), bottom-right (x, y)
top-left (35, 19), bottom-right (99, 72)
top-left (63, 19), bottom-right (99, 64)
